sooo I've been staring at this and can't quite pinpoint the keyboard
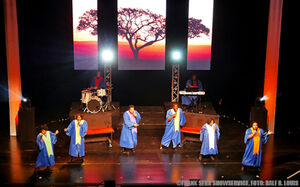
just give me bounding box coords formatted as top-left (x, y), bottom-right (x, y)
top-left (179, 90), bottom-right (205, 96)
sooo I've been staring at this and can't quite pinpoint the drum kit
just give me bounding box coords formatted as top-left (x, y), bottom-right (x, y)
top-left (81, 88), bottom-right (107, 113)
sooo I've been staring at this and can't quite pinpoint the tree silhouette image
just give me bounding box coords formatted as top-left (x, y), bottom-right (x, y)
top-left (118, 8), bottom-right (166, 60)
top-left (77, 9), bottom-right (98, 36)
top-left (76, 8), bottom-right (210, 60)
top-left (188, 17), bottom-right (210, 39)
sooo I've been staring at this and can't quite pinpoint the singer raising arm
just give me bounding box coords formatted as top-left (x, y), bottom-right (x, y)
top-left (241, 122), bottom-right (273, 168)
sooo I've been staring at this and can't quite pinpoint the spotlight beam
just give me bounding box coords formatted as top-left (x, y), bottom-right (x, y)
top-left (101, 49), bottom-right (114, 63)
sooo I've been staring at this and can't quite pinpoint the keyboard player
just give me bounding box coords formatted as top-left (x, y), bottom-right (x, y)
top-left (181, 74), bottom-right (203, 106)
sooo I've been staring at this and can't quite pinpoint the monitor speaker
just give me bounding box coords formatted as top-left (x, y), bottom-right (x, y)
top-left (17, 107), bottom-right (35, 146)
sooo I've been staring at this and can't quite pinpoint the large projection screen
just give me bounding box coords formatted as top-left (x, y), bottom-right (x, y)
top-left (117, 0), bottom-right (166, 70)
top-left (187, 0), bottom-right (214, 70)
top-left (73, 0), bottom-right (98, 70)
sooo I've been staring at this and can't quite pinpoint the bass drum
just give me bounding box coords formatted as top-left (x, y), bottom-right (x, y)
top-left (86, 96), bottom-right (103, 113)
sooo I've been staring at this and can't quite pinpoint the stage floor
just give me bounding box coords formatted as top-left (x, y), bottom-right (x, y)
top-left (1, 117), bottom-right (300, 185)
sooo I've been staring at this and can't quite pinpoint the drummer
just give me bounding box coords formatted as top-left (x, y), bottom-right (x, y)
top-left (90, 71), bottom-right (106, 90)
top-left (90, 71), bottom-right (107, 104)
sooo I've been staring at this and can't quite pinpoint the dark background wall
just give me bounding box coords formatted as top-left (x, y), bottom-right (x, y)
top-left (0, 0), bottom-right (8, 131)
top-left (276, 0), bottom-right (296, 133)
top-left (0, 0), bottom-right (295, 133)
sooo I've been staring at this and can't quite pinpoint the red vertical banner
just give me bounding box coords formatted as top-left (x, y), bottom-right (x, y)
top-left (3, 0), bottom-right (22, 136)
top-left (263, 0), bottom-right (283, 132)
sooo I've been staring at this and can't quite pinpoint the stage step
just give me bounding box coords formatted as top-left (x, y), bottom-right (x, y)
top-left (118, 106), bottom-right (166, 127)
top-left (120, 106), bottom-right (165, 112)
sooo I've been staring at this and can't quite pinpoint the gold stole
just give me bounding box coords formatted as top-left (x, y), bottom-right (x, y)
top-left (251, 128), bottom-right (260, 155)
top-left (75, 120), bottom-right (84, 145)
top-left (173, 109), bottom-right (180, 132)
top-left (41, 131), bottom-right (54, 157)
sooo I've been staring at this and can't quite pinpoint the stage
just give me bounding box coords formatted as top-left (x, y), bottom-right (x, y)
top-left (1, 107), bottom-right (300, 186)
top-left (1, 0), bottom-right (297, 185)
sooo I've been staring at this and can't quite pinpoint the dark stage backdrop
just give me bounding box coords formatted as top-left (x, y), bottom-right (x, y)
top-left (276, 1), bottom-right (297, 134)
top-left (0, 0), bottom-right (9, 132)
top-left (0, 0), bottom-right (294, 133)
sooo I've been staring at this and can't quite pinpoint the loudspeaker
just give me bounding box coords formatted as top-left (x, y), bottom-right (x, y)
top-left (17, 107), bottom-right (35, 146)
top-left (250, 106), bottom-right (267, 130)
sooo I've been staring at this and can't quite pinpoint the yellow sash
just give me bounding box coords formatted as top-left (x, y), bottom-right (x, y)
top-left (173, 109), bottom-right (180, 132)
top-left (251, 128), bottom-right (260, 155)
top-left (75, 120), bottom-right (84, 145)
top-left (40, 131), bottom-right (54, 157)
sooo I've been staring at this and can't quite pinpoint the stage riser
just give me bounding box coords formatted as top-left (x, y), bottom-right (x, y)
top-left (120, 106), bottom-right (165, 112)
top-left (69, 102), bottom-right (121, 129)
top-left (163, 101), bottom-right (220, 128)
top-left (69, 103), bottom-right (219, 131)
top-left (69, 111), bottom-right (114, 129)
top-left (184, 112), bottom-right (220, 128)
top-left (118, 106), bottom-right (166, 127)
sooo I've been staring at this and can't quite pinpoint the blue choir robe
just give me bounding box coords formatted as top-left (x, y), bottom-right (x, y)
top-left (242, 128), bottom-right (269, 167)
top-left (200, 123), bottom-right (220, 155)
top-left (161, 108), bottom-right (186, 148)
top-left (120, 110), bottom-right (141, 149)
top-left (91, 76), bottom-right (106, 89)
top-left (182, 80), bottom-right (203, 106)
top-left (35, 131), bottom-right (57, 168)
top-left (66, 120), bottom-right (88, 157)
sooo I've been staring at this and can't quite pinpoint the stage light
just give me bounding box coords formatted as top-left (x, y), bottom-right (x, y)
top-left (260, 96), bottom-right (267, 101)
top-left (171, 50), bottom-right (182, 62)
top-left (101, 49), bottom-right (114, 63)
top-left (255, 96), bottom-right (266, 107)
top-left (21, 97), bottom-right (31, 108)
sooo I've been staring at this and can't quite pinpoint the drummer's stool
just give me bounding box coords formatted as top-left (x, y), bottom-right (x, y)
top-left (180, 127), bottom-right (201, 147)
top-left (85, 128), bottom-right (114, 147)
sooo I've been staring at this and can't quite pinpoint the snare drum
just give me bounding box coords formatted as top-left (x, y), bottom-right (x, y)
top-left (97, 89), bottom-right (106, 97)
top-left (81, 90), bottom-right (92, 104)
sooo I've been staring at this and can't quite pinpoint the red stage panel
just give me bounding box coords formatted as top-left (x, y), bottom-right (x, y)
top-left (263, 0), bottom-right (283, 132)
top-left (3, 0), bottom-right (22, 136)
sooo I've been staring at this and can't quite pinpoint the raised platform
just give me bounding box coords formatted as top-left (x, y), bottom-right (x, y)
top-left (69, 102), bottom-right (120, 129)
top-left (164, 102), bottom-right (220, 145)
top-left (119, 106), bottom-right (165, 127)
top-left (69, 102), bottom-right (120, 146)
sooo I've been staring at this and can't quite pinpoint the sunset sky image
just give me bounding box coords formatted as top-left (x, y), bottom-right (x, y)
top-left (73, 0), bottom-right (98, 70)
top-left (187, 0), bottom-right (214, 70)
top-left (117, 0), bottom-right (166, 70)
